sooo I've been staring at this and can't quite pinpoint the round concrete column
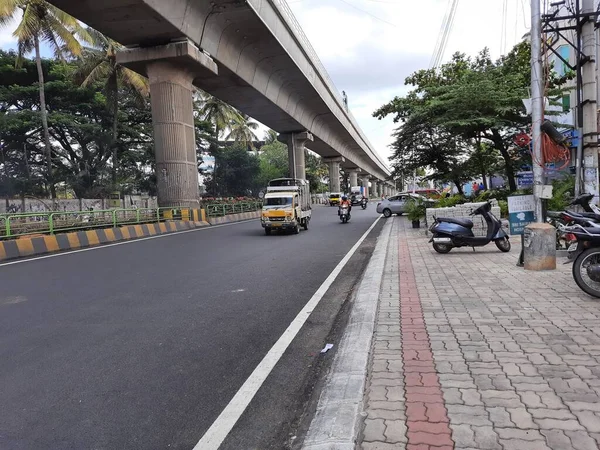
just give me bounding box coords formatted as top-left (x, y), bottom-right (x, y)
top-left (278, 132), bottom-right (313, 180)
top-left (361, 176), bottom-right (370, 198)
top-left (349, 169), bottom-right (359, 188)
top-left (327, 160), bottom-right (341, 192)
top-left (147, 61), bottom-right (199, 208)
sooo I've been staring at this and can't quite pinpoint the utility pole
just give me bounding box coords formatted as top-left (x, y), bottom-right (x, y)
top-left (542, 0), bottom-right (600, 200)
top-left (531, 0), bottom-right (544, 222)
top-left (581, 0), bottom-right (598, 200)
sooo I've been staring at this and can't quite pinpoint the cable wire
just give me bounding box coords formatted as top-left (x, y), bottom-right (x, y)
top-left (335, 0), bottom-right (397, 27)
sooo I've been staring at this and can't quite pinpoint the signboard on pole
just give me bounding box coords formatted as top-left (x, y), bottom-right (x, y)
top-left (507, 195), bottom-right (535, 235)
top-left (516, 171), bottom-right (534, 189)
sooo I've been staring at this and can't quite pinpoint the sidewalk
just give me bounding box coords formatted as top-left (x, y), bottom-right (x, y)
top-left (359, 216), bottom-right (600, 450)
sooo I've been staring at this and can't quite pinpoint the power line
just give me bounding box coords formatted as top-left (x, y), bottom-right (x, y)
top-left (430, 0), bottom-right (459, 68)
top-left (335, 0), bottom-right (398, 27)
top-left (500, 0), bottom-right (507, 54)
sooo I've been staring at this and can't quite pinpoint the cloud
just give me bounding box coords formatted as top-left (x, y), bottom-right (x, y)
top-left (287, 0), bottom-right (531, 164)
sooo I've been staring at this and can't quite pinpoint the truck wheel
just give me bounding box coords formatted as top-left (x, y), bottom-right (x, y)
top-left (303, 218), bottom-right (309, 230)
top-left (265, 228), bottom-right (271, 236)
top-left (293, 221), bottom-right (300, 234)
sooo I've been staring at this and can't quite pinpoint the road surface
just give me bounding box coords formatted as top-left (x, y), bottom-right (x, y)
top-left (0, 205), bottom-right (384, 450)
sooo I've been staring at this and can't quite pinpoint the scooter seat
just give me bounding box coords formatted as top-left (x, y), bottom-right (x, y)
top-left (437, 217), bottom-right (474, 228)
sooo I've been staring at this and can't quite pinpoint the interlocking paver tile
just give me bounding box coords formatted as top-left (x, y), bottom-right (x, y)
top-left (357, 217), bottom-right (600, 450)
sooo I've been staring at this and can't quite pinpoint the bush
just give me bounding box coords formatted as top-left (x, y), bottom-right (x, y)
top-left (406, 198), bottom-right (426, 221)
top-left (434, 195), bottom-right (467, 208)
top-left (498, 200), bottom-right (508, 218)
top-left (546, 175), bottom-right (575, 212)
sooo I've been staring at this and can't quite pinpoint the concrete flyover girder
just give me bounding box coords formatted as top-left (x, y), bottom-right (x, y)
top-left (45, 0), bottom-right (391, 181)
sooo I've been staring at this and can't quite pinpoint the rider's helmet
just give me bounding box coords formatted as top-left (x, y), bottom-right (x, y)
top-left (342, 196), bottom-right (347, 201)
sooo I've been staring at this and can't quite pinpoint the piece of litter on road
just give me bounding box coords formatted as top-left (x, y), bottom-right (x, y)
top-left (320, 343), bottom-right (334, 353)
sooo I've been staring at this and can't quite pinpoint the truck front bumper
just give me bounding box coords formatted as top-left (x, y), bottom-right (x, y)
top-left (261, 219), bottom-right (298, 229)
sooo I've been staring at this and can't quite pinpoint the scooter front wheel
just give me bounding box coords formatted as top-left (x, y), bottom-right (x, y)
top-left (433, 243), bottom-right (453, 254)
top-left (495, 238), bottom-right (511, 253)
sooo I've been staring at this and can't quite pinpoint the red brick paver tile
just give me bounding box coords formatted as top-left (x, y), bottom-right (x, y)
top-left (400, 238), bottom-right (454, 448)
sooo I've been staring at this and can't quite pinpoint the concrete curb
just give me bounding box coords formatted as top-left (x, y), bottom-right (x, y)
top-left (0, 220), bottom-right (209, 262)
top-left (301, 219), bottom-right (393, 449)
top-left (208, 211), bottom-right (261, 225)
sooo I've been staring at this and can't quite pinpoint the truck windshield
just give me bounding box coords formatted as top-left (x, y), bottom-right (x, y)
top-left (264, 197), bottom-right (293, 207)
top-left (329, 194), bottom-right (339, 199)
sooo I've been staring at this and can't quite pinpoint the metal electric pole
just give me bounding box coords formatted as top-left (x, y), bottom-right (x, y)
top-left (531, 0), bottom-right (544, 222)
top-left (581, 0), bottom-right (599, 200)
top-left (541, 0), bottom-right (600, 202)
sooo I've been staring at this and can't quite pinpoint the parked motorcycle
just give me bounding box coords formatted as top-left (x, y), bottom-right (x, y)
top-left (339, 205), bottom-right (351, 223)
top-left (428, 202), bottom-right (510, 254)
top-left (559, 222), bottom-right (600, 297)
top-left (361, 198), bottom-right (368, 210)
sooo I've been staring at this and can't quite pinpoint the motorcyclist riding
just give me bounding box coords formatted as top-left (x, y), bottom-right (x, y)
top-left (339, 195), bottom-right (352, 215)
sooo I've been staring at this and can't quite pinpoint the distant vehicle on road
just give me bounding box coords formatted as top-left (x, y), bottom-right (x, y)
top-left (376, 193), bottom-right (429, 218)
top-left (261, 178), bottom-right (311, 235)
top-left (350, 194), bottom-right (363, 206)
top-left (329, 192), bottom-right (342, 206)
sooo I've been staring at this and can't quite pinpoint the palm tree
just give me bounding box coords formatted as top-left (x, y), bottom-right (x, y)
top-left (0, 0), bottom-right (91, 199)
top-left (226, 113), bottom-right (259, 151)
top-left (264, 129), bottom-right (278, 145)
top-left (75, 27), bottom-right (149, 188)
top-left (196, 91), bottom-right (243, 145)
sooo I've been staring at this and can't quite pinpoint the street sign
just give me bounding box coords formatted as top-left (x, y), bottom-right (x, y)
top-left (508, 195), bottom-right (535, 235)
top-left (516, 171), bottom-right (534, 189)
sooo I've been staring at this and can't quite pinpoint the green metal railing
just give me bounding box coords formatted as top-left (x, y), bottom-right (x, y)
top-left (205, 202), bottom-right (263, 217)
top-left (0, 207), bottom-right (194, 239)
top-left (0, 203), bottom-right (263, 239)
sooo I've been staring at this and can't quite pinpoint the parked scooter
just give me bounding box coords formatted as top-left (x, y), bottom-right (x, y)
top-left (339, 205), bottom-right (351, 223)
top-left (429, 202), bottom-right (510, 254)
top-left (361, 198), bottom-right (368, 210)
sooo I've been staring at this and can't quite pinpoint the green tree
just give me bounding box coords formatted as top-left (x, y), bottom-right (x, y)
top-left (226, 113), bottom-right (259, 151)
top-left (263, 129), bottom-right (278, 145)
top-left (0, 0), bottom-right (91, 198)
top-left (196, 91), bottom-right (243, 145)
top-left (375, 43), bottom-right (537, 192)
top-left (305, 151), bottom-right (328, 192)
top-left (75, 27), bottom-right (149, 188)
top-left (256, 140), bottom-right (288, 189)
top-left (0, 52), bottom-right (155, 198)
top-left (204, 143), bottom-right (260, 196)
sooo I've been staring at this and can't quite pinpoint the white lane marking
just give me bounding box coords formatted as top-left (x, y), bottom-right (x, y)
top-left (230, 289), bottom-right (246, 293)
top-left (194, 216), bottom-right (382, 450)
top-left (1, 295), bottom-right (28, 306)
top-left (0, 220), bottom-right (258, 268)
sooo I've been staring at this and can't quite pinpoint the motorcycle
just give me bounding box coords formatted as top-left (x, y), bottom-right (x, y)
top-left (559, 223), bottom-right (600, 297)
top-left (429, 201), bottom-right (510, 254)
top-left (361, 198), bottom-right (368, 210)
top-left (339, 205), bottom-right (351, 223)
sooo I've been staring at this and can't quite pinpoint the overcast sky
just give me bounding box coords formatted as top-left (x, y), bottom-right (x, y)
top-left (287, 0), bottom-right (531, 163)
top-left (0, 0), bottom-right (530, 165)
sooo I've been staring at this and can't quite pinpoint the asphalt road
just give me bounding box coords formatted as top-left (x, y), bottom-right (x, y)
top-left (0, 205), bottom-right (383, 450)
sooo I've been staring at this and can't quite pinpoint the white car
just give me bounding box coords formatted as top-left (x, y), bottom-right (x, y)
top-left (376, 193), bottom-right (430, 217)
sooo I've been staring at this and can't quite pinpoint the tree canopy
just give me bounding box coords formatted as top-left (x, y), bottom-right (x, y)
top-left (375, 42), bottom-right (548, 192)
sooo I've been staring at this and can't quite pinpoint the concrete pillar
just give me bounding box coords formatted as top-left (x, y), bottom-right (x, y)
top-left (117, 40), bottom-right (218, 208)
top-left (324, 157), bottom-right (344, 193)
top-left (348, 169), bottom-right (360, 188)
top-left (361, 176), bottom-right (370, 198)
top-left (278, 131), bottom-right (313, 180)
top-left (147, 62), bottom-right (198, 207)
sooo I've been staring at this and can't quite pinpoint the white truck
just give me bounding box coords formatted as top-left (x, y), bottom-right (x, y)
top-left (261, 178), bottom-right (311, 235)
